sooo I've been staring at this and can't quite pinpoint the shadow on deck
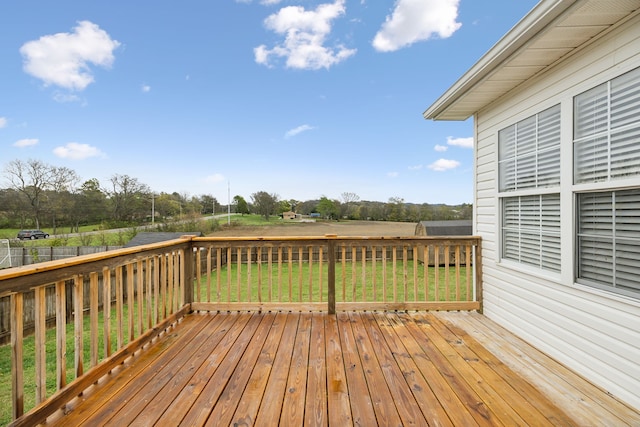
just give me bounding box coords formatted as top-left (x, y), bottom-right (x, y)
top-left (44, 310), bottom-right (639, 427)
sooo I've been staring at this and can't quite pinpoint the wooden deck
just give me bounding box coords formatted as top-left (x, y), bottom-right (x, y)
top-left (46, 311), bottom-right (640, 426)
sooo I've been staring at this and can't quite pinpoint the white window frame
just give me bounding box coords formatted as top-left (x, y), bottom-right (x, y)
top-left (498, 105), bottom-right (562, 273)
top-left (573, 66), bottom-right (640, 299)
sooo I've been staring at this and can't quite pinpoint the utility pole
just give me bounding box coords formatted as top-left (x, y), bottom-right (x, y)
top-left (227, 181), bottom-right (231, 225)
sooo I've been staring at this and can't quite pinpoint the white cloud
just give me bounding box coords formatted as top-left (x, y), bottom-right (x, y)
top-left (408, 164), bottom-right (422, 170)
top-left (254, 0), bottom-right (356, 70)
top-left (141, 84), bottom-right (151, 93)
top-left (285, 124), bottom-right (315, 138)
top-left (204, 173), bottom-right (226, 184)
top-left (20, 21), bottom-right (120, 91)
top-left (14, 138), bottom-right (39, 147)
top-left (428, 158), bottom-right (460, 171)
top-left (53, 142), bottom-right (106, 160)
top-left (447, 136), bottom-right (473, 148)
top-left (372, 0), bottom-right (461, 52)
top-left (387, 171), bottom-right (399, 177)
top-left (53, 92), bottom-right (82, 103)
top-left (434, 144), bottom-right (448, 152)
top-left (0, 117), bottom-right (6, 128)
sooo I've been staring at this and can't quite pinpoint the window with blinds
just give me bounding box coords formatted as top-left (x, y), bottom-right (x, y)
top-left (577, 189), bottom-right (640, 297)
top-left (498, 105), bottom-right (561, 272)
top-left (574, 66), bottom-right (640, 183)
top-left (502, 194), bottom-right (561, 272)
top-left (574, 66), bottom-right (640, 299)
top-left (499, 104), bottom-right (561, 192)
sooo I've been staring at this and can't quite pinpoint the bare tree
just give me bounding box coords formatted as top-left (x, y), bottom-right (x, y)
top-left (340, 192), bottom-right (360, 219)
top-left (3, 159), bottom-right (55, 228)
top-left (105, 174), bottom-right (151, 222)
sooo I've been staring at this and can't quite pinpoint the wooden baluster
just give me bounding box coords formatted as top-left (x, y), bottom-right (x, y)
top-left (137, 260), bottom-right (144, 336)
top-left (11, 292), bottom-right (24, 419)
top-left (318, 245), bottom-right (324, 303)
top-left (402, 245), bottom-right (408, 302)
top-left (392, 246), bottom-right (398, 303)
top-left (382, 246), bottom-right (387, 302)
top-left (35, 285), bottom-right (46, 404)
top-left (444, 245), bottom-right (450, 301)
top-left (434, 247), bottom-right (440, 302)
top-left (103, 267), bottom-right (112, 358)
top-left (89, 272), bottom-right (99, 367)
top-left (146, 258), bottom-right (153, 329)
top-left (455, 245), bottom-right (461, 301)
top-left (308, 246), bottom-right (313, 302)
top-left (56, 280), bottom-right (67, 390)
top-left (116, 266), bottom-right (124, 348)
top-left (127, 263), bottom-right (134, 341)
top-left (298, 247), bottom-right (303, 302)
top-left (277, 246), bottom-right (283, 302)
top-left (361, 246), bottom-right (366, 302)
top-left (268, 246), bottom-right (273, 302)
top-left (351, 246), bottom-right (357, 302)
top-left (74, 274), bottom-right (84, 378)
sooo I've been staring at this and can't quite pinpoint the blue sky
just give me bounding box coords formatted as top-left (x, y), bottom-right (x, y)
top-left (0, 0), bottom-right (537, 205)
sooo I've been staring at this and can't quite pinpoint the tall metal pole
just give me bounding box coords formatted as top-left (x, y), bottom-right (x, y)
top-left (227, 181), bottom-right (231, 225)
top-left (151, 194), bottom-right (155, 225)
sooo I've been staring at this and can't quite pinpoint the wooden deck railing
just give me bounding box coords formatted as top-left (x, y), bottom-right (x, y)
top-left (0, 234), bottom-right (481, 426)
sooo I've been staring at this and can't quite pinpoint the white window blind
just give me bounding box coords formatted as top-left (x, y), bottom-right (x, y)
top-left (574, 66), bottom-right (640, 183)
top-left (502, 194), bottom-right (561, 272)
top-left (577, 189), bottom-right (640, 296)
top-left (499, 104), bottom-right (561, 192)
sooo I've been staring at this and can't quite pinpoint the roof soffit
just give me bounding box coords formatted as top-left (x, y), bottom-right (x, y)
top-left (424, 0), bottom-right (640, 121)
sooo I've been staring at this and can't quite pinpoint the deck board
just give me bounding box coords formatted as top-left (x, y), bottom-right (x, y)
top-left (47, 310), bottom-right (640, 426)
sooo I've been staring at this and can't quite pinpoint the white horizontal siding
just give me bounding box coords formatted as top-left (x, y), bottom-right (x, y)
top-left (474, 13), bottom-right (640, 410)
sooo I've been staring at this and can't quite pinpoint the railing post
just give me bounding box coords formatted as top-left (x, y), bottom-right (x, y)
top-left (182, 236), bottom-right (195, 306)
top-left (475, 238), bottom-right (483, 314)
top-left (326, 235), bottom-right (337, 314)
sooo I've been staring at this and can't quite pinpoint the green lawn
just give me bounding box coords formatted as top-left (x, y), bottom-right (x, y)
top-left (197, 261), bottom-right (472, 303)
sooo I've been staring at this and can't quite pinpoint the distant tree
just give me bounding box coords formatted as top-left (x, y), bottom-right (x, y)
top-left (105, 174), bottom-right (151, 222)
top-left (48, 166), bottom-right (80, 233)
top-left (155, 193), bottom-right (181, 218)
top-left (0, 188), bottom-right (30, 228)
top-left (233, 195), bottom-right (250, 215)
top-left (287, 199), bottom-right (300, 212)
top-left (295, 199), bottom-right (318, 215)
top-left (200, 194), bottom-right (219, 215)
top-left (317, 196), bottom-right (340, 220)
top-left (3, 159), bottom-right (55, 229)
top-left (251, 191), bottom-right (279, 221)
top-left (278, 200), bottom-right (292, 214)
top-left (77, 178), bottom-right (108, 227)
top-left (386, 197), bottom-right (405, 221)
top-left (340, 192), bottom-right (360, 218)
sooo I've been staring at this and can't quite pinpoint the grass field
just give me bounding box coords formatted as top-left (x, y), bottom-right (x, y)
top-left (197, 262), bottom-right (470, 303)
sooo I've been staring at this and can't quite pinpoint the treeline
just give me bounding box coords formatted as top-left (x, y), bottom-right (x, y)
top-left (1, 159), bottom-right (471, 231)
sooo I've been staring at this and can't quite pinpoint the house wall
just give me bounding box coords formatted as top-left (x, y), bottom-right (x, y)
top-left (475, 14), bottom-right (640, 409)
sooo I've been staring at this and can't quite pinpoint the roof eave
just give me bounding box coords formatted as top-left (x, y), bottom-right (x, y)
top-left (423, 0), bottom-right (576, 122)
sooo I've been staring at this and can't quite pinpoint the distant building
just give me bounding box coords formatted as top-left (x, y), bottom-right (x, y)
top-left (282, 211), bottom-right (297, 220)
top-left (414, 220), bottom-right (472, 237)
top-left (414, 220), bottom-right (473, 265)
